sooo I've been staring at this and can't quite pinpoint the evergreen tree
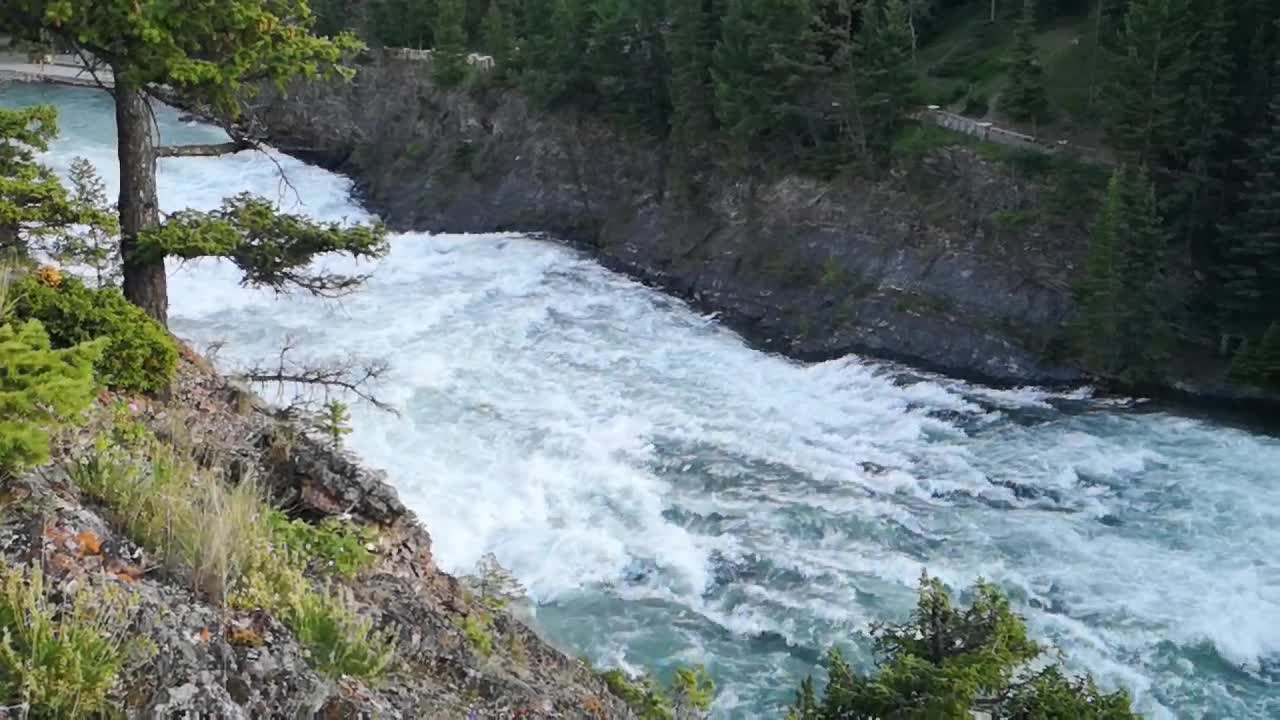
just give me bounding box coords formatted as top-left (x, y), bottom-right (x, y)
top-left (1217, 48), bottom-right (1280, 336)
top-left (0, 107), bottom-right (112, 259)
top-left (787, 574), bottom-right (1139, 719)
top-left (1104, 0), bottom-right (1193, 166)
top-left (1076, 168), bottom-right (1127, 374)
top-left (1116, 167), bottom-right (1171, 384)
top-left (51, 159), bottom-right (121, 289)
top-left (434, 0), bottom-right (470, 87)
top-left (481, 0), bottom-right (515, 76)
top-left (1229, 322), bottom-right (1280, 390)
top-left (368, 0), bottom-right (437, 48)
top-left (1075, 166), bottom-right (1170, 384)
top-left (0, 319), bottom-right (101, 479)
top-left (1166, 0), bottom-right (1234, 253)
top-left (1, 0), bottom-right (387, 326)
top-left (1003, 0), bottom-right (1049, 123)
top-left (854, 0), bottom-right (915, 162)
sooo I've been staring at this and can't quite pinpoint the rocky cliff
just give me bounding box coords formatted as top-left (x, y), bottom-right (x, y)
top-left (247, 52), bottom-right (1095, 387)
top-left (2, 351), bottom-right (641, 719)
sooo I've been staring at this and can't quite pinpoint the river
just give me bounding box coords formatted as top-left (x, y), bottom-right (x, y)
top-left (5, 82), bottom-right (1278, 719)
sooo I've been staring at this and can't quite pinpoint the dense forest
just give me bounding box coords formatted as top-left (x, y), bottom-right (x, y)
top-left (311, 0), bottom-right (1280, 393)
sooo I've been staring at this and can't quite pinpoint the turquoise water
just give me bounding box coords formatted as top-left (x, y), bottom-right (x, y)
top-left (6, 83), bottom-right (1279, 718)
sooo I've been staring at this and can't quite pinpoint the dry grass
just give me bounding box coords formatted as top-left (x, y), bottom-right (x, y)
top-left (70, 441), bottom-right (266, 604)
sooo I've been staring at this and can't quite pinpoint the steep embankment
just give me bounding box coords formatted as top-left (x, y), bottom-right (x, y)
top-left (3, 351), bottom-right (641, 719)
top-left (248, 52), bottom-right (1093, 387)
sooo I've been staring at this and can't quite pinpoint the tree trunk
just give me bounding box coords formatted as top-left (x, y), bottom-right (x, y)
top-left (114, 79), bottom-right (169, 325)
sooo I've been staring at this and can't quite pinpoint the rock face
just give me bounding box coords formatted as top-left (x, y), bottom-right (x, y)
top-left (247, 51), bottom-right (1094, 387)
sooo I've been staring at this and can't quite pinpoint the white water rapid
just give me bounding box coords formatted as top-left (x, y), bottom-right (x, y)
top-left (6, 83), bottom-right (1279, 719)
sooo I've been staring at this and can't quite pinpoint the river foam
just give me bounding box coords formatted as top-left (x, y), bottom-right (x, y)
top-left (6, 82), bottom-right (1278, 719)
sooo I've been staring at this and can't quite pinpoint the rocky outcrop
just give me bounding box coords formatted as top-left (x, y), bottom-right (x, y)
top-left (1, 353), bottom-right (640, 719)
top-left (246, 51), bottom-right (1094, 387)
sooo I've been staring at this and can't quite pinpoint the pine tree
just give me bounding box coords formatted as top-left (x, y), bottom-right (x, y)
top-left (1167, 0), bottom-right (1234, 252)
top-left (434, 0), bottom-right (470, 87)
top-left (1076, 168), bottom-right (1127, 374)
top-left (51, 158), bottom-right (121, 289)
top-left (1003, 0), bottom-right (1049, 124)
top-left (1116, 167), bottom-right (1171, 384)
top-left (787, 574), bottom-right (1139, 718)
top-left (481, 0), bottom-right (514, 76)
top-left (1229, 322), bottom-right (1280, 390)
top-left (0, 107), bottom-right (113, 259)
top-left (2, 0), bottom-right (386, 326)
top-left (0, 319), bottom-right (102, 478)
top-left (855, 0), bottom-right (915, 162)
top-left (1104, 0), bottom-right (1194, 166)
top-left (1217, 48), bottom-right (1280, 336)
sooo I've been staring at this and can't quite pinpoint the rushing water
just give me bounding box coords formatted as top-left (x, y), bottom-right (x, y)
top-left (6, 83), bottom-right (1279, 719)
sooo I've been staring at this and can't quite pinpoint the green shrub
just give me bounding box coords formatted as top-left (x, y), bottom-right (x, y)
top-left (266, 510), bottom-right (377, 579)
top-left (0, 319), bottom-right (101, 478)
top-left (456, 613), bottom-right (495, 657)
top-left (0, 564), bottom-right (147, 720)
top-left (602, 669), bottom-right (674, 720)
top-left (282, 584), bottom-right (396, 681)
top-left (12, 275), bottom-right (178, 393)
top-left (786, 573), bottom-right (1138, 720)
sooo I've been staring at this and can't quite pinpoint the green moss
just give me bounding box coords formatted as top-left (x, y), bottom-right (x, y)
top-left (12, 276), bottom-right (177, 393)
top-left (267, 510), bottom-right (377, 579)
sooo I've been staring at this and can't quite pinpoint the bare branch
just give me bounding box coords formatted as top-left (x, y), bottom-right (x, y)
top-left (156, 141), bottom-right (252, 158)
top-left (235, 336), bottom-right (396, 414)
top-left (68, 44), bottom-right (113, 93)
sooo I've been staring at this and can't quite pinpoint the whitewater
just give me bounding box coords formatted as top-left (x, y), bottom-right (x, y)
top-left (5, 83), bottom-right (1279, 719)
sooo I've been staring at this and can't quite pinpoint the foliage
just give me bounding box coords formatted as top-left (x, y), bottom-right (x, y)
top-left (12, 275), bottom-right (178, 393)
top-left (1003, 0), bottom-right (1049, 122)
top-left (1, 0), bottom-right (377, 327)
top-left (601, 669), bottom-right (674, 720)
top-left (0, 318), bottom-right (101, 478)
top-left (457, 613), bottom-right (495, 656)
top-left (70, 438), bottom-right (396, 681)
top-left (1, 0), bottom-right (364, 120)
top-left (138, 193), bottom-right (389, 298)
top-left (786, 573), bottom-right (1138, 719)
top-left (1229, 323), bottom-right (1280, 391)
top-left (281, 583), bottom-right (397, 680)
top-left (0, 107), bottom-right (113, 260)
top-left (266, 510), bottom-right (377, 579)
top-left (0, 564), bottom-right (146, 720)
top-left (671, 665), bottom-right (716, 716)
top-left (433, 0), bottom-right (469, 87)
top-left (49, 159), bottom-right (120, 289)
top-left (313, 399), bottom-right (353, 451)
top-left (1073, 166), bottom-right (1170, 385)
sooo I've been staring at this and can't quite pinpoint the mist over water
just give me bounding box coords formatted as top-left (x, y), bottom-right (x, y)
top-left (7, 83), bottom-right (1279, 719)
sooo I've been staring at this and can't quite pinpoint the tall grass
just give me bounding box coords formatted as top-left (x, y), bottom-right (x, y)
top-left (69, 438), bottom-right (396, 681)
top-left (0, 564), bottom-right (147, 720)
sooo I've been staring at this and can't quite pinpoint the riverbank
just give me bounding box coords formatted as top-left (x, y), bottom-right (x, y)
top-left (235, 51), bottom-right (1280, 416)
top-left (2, 345), bottom-right (643, 718)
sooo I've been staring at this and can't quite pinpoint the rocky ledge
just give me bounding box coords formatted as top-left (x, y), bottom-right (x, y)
top-left (1, 348), bottom-right (640, 719)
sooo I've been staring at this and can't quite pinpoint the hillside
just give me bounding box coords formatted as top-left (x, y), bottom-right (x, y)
top-left (291, 0), bottom-right (1280, 404)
